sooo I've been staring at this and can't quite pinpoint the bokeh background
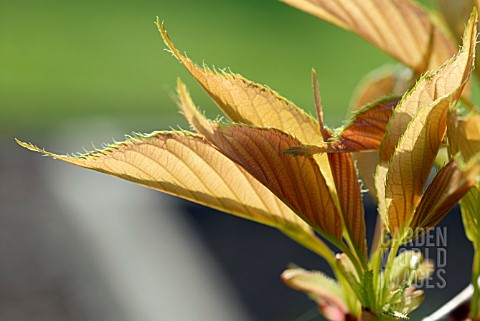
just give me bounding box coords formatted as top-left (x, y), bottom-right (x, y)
top-left (1, 0), bottom-right (476, 320)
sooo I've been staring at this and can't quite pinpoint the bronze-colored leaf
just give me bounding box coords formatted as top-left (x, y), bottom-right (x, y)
top-left (156, 20), bottom-right (334, 188)
top-left (328, 151), bottom-right (367, 257)
top-left (410, 159), bottom-right (480, 234)
top-left (380, 9), bottom-right (477, 164)
top-left (351, 66), bottom-right (411, 201)
top-left (178, 78), bottom-right (343, 241)
top-left (284, 97), bottom-right (400, 155)
top-left (385, 98), bottom-right (450, 236)
top-left (210, 125), bottom-right (343, 240)
top-left (282, 0), bottom-right (456, 71)
top-left (16, 133), bottom-right (332, 257)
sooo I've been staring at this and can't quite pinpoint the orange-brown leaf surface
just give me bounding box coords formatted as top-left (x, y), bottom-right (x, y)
top-left (375, 10), bottom-right (477, 234)
top-left (351, 66), bottom-right (411, 201)
top-left (411, 159), bottom-right (480, 233)
top-left (210, 125), bottom-right (342, 240)
top-left (327, 152), bottom-right (366, 255)
top-left (385, 98), bottom-right (451, 235)
top-left (282, 0), bottom-right (456, 71)
top-left (178, 77), bottom-right (343, 240)
top-left (157, 21), bottom-right (335, 192)
top-left (380, 9), bottom-right (477, 163)
top-left (284, 97), bottom-right (400, 155)
top-left (16, 134), bottom-right (333, 254)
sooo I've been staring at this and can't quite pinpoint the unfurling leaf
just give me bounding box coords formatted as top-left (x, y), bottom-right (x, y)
top-left (156, 19), bottom-right (335, 188)
top-left (285, 97), bottom-right (400, 155)
top-left (16, 134), bottom-right (332, 257)
top-left (282, 0), bottom-right (456, 71)
top-left (410, 159), bottom-right (480, 235)
top-left (376, 9), bottom-right (477, 236)
top-left (282, 268), bottom-right (349, 321)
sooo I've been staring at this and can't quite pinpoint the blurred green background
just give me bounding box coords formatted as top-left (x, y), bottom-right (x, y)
top-left (2, 0), bottom-right (393, 139)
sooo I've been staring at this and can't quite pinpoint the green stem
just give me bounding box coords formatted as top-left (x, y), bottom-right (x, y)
top-left (380, 236), bottom-right (401, 308)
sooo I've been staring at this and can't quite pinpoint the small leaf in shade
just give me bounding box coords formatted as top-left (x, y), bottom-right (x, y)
top-left (448, 110), bottom-right (480, 160)
top-left (410, 158), bottom-right (480, 238)
top-left (436, 0), bottom-right (476, 43)
top-left (210, 125), bottom-right (343, 240)
top-left (446, 110), bottom-right (480, 243)
top-left (380, 9), bottom-right (477, 164)
top-left (281, 0), bottom-right (456, 71)
top-left (284, 97), bottom-right (400, 155)
top-left (281, 268), bottom-right (349, 321)
top-left (15, 134), bottom-right (332, 258)
top-left (156, 20), bottom-right (334, 188)
top-left (460, 188), bottom-right (479, 243)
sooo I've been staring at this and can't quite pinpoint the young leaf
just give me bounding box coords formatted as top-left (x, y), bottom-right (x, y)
top-left (282, 268), bottom-right (348, 321)
top-left (385, 98), bottom-right (451, 236)
top-left (284, 97), bottom-right (400, 155)
top-left (351, 66), bottom-right (412, 201)
top-left (410, 159), bottom-right (480, 235)
top-left (282, 0), bottom-right (456, 71)
top-left (178, 78), bottom-right (344, 241)
top-left (16, 134), bottom-right (331, 257)
top-left (208, 125), bottom-right (343, 240)
top-left (376, 10), bottom-right (477, 234)
top-left (380, 9), bottom-right (477, 164)
top-left (156, 20), bottom-right (334, 187)
top-left (328, 151), bottom-right (367, 257)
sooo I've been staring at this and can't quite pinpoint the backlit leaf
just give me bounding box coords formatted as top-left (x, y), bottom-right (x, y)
top-left (282, 0), bottom-right (456, 71)
top-left (410, 159), bottom-right (480, 235)
top-left (208, 125), bottom-right (342, 240)
top-left (177, 78), bottom-right (342, 241)
top-left (351, 66), bottom-right (411, 201)
top-left (156, 20), bottom-right (334, 187)
top-left (327, 152), bottom-right (367, 257)
top-left (284, 97), bottom-right (400, 155)
top-left (376, 10), bottom-right (477, 235)
top-left (297, 71), bottom-right (366, 255)
top-left (380, 9), bottom-right (477, 164)
top-left (385, 98), bottom-right (451, 236)
top-left (16, 134), bottom-right (332, 257)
